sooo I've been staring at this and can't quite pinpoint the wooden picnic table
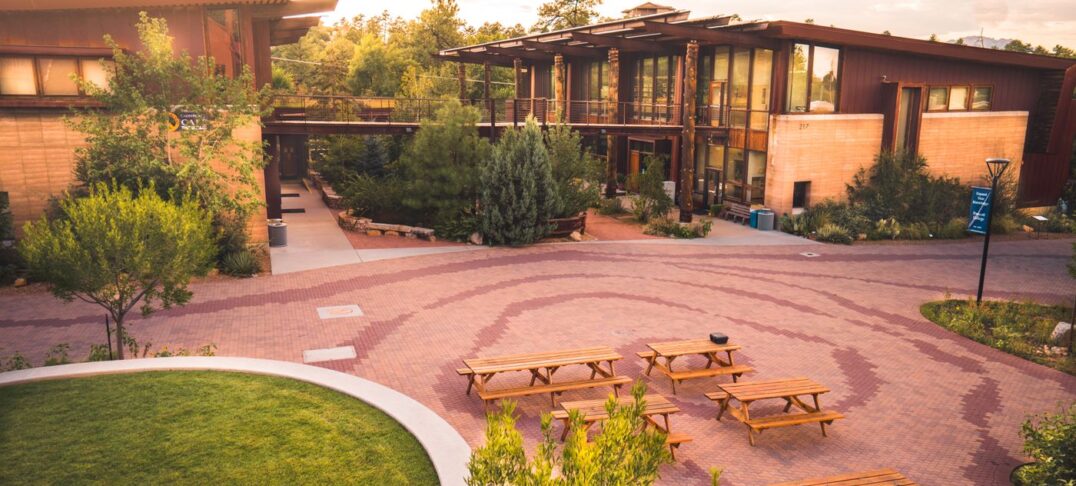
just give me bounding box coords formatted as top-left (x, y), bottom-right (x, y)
top-left (552, 394), bottom-right (692, 458)
top-left (458, 347), bottom-right (630, 407)
top-left (638, 339), bottom-right (753, 394)
top-left (769, 468), bottom-right (916, 485)
top-left (707, 377), bottom-right (844, 446)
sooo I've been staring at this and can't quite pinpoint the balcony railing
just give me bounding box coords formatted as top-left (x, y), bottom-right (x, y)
top-left (269, 95), bottom-right (740, 129)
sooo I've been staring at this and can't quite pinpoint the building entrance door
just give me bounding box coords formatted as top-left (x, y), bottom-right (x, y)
top-left (895, 87), bottom-right (922, 152)
top-left (704, 167), bottom-right (722, 208)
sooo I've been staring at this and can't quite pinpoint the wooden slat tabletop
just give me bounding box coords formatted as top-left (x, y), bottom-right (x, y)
top-left (718, 377), bottom-right (830, 402)
top-left (646, 339), bottom-right (741, 357)
top-left (558, 394), bottom-right (679, 421)
top-left (769, 468), bottom-right (916, 485)
top-left (464, 347), bottom-right (622, 375)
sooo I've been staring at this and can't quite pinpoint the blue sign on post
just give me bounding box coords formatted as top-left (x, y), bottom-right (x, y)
top-left (968, 186), bottom-right (992, 235)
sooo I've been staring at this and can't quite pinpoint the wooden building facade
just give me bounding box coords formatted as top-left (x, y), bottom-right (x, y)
top-left (441, 8), bottom-right (1076, 219)
top-left (0, 0), bottom-right (332, 235)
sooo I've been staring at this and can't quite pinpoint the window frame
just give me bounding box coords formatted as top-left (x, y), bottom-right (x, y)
top-left (970, 84), bottom-right (994, 111)
top-left (0, 53), bottom-right (112, 98)
top-left (785, 42), bottom-right (842, 114)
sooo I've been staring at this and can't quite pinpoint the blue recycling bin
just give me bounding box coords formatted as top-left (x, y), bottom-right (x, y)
top-left (749, 209), bottom-right (759, 228)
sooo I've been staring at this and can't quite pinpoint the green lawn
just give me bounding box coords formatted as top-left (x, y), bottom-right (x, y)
top-left (0, 371), bottom-right (438, 485)
top-left (922, 299), bottom-right (1075, 375)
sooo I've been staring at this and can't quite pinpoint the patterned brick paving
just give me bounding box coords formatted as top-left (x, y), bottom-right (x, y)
top-left (1, 238), bottom-right (1074, 485)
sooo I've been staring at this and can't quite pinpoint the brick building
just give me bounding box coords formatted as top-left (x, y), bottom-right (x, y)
top-left (0, 0), bottom-right (334, 236)
top-left (440, 7), bottom-right (1076, 219)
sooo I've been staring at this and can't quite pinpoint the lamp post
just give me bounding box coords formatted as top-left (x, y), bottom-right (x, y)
top-left (975, 157), bottom-right (1010, 305)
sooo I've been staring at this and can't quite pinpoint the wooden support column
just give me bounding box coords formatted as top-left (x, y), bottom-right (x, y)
top-left (484, 61), bottom-right (495, 140)
top-left (605, 48), bottom-right (620, 197)
top-left (458, 63), bottom-right (467, 101)
top-left (513, 58), bottom-right (524, 124)
top-left (553, 54), bottom-right (565, 122)
top-left (679, 41), bottom-right (698, 223)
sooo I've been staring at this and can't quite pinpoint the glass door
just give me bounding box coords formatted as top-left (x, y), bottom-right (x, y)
top-left (705, 167), bottom-right (723, 208)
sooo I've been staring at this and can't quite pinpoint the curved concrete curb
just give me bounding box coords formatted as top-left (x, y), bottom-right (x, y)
top-left (0, 357), bottom-right (470, 486)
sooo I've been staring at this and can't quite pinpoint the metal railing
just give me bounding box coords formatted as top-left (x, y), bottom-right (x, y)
top-left (269, 95), bottom-right (738, 129)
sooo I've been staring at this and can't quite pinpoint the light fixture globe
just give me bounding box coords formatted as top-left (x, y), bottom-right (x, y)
top-left (985, 157), bottom-right (1010, 180)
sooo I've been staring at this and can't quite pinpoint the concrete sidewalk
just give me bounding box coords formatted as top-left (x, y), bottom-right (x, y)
top-left (268, 183), bottom-right (486, 274)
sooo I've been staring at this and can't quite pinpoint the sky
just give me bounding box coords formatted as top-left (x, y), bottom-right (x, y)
top-left (325, 0), bottom-right (1076, 49)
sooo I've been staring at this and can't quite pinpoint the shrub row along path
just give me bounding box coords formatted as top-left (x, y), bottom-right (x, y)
top-left (1, 237), bottom-right (1074, 485)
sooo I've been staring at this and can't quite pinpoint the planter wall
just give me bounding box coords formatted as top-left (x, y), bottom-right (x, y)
top-left (548, 212), bottom-right (587, 237)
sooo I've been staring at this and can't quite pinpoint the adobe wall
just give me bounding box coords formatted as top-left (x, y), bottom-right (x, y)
top-left (917, 111), bottom-right (1027, 187)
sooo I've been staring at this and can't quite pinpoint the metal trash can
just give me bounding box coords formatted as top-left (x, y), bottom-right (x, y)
top-left (268, 219), bottom-right (287, 247)
top-left (756, 210), bottom-right (775, 231)
top-left (749, 209), bottom-right (759, 228)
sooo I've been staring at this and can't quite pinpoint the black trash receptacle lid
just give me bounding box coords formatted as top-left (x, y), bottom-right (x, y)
top-left (709, 332), bottom-right (728, 344)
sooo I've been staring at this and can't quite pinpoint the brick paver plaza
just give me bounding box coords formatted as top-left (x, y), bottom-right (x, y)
top-left (1, 238), bottom-right (1074, 484)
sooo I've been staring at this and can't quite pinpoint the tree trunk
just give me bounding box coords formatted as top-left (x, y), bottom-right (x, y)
top-left (114, 314), bottom-right (126, 360)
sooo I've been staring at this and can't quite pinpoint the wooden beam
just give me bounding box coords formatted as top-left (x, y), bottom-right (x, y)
top-left (639, 21), bottom-right (778, 49)
top-left (520, 40), bottom-right (606, 59)
top-left (437, 52), bottom-right (514, 67)
top-left (482, 46), bottom-right (554, 62)
top-left (570, 32), bottom-right (665, 54)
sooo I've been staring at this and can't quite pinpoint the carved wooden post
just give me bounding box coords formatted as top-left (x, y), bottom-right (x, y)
top-left (553, 54), bottom-right (565, 122)
top-left (679, 41), bottom-right (698, 223)
top-left (458, 63), bottom-right (467, 102)
top-left (605, 48), bottom-right (620, 197)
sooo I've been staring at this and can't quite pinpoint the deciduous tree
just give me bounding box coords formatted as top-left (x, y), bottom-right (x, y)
top-left (19, 185), bottom-right (215, 359)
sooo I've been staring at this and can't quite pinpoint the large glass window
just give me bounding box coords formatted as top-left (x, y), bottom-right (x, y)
top-left (972, 86), bottom-right (992, 110)
top-left (810, 46), bottom-right (839, 113)
top-left (927, 87), bottom-right (948, 111)
top-left (730, 48), bottom-right (750, 127)
top-left (750, 49), bottom-right (773, 130)
top-left (787, 44), bottom-right (809, 112)
top-left (0, 57), bottom-right (37, 95)
top-left (726, 148), bottom-right (746, 201)
top-left (80, 59), bottom-right (112, 89)
top-left (948, 86), bottom-right (968, 111)
top-left (785, 44), bottom-right (840, 113)
top-left (37, 57), bottom-right (79, 95)
top-left (747, 151), bottom-right (767, 204)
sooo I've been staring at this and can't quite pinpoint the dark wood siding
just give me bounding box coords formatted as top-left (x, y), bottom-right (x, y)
top-left (838, 47), bottom-right (1042, 114)
top-left (0, 8), bottom-right (208, 56)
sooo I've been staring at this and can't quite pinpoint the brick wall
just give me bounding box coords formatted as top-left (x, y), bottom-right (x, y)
top-left (918, 111), bottom-right (1027, 187)
top-left (765, 114), bottom-right (884, 216)
top-left (0, 111), bottom-right (266, 243)
top-left (0, 111), bottom-right (85, 233)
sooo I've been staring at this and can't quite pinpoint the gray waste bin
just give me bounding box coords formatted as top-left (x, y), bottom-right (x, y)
top-left (756, 210), bottom-right (775, 231)
top-left (268, 219), bottom-right (287, 247)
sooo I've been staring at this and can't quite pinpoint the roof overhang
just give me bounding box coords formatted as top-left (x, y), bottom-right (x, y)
top-left (0, 0), bottom-right (335, 18)
top-left (762, 21), bottom-right (1075, 71)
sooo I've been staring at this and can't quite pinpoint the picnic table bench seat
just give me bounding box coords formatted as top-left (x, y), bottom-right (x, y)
top-left (476, 375), bottom-right (632, 407)
top-left (744, 410), bottom-right (845, 431)
top-left (769, 468), bottom-right (916, 485)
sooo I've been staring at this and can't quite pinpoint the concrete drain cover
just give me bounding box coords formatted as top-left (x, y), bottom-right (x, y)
top-left (799, 252), bottom-right (821, 258)
top-left (317, 305), bottom-right (364, 319)
top-left (303, 346), bottom-right (357, 363)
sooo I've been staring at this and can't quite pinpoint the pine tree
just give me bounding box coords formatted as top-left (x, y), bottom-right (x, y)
top-left (480, 117), bottom-right (556, 246)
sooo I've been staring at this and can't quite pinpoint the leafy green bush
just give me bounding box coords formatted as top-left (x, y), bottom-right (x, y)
top-left (0, 192), bottom-right (12, 242)
top-left (546, 123), bottom-right (603, 218)
top-left (313, 135), bottom-right (396, 185)
top-left (934, 217), bottom-right (968, 239)
top-left (922, 299), bottom-right (1074, 374)
top-left (992, 214), bottom-right (1021, 235)
top-left (87, 344), bottom-right (113, 362)
top-left (43, 344), bottom-right (71, 366)
top-left (779, 212), bottom-right (810, 236)
top-left (868, 218), bottom-right (901, 240)
top-left (896, 222), bottom-right (931, 240)
top-left (397, 101), bottom-right (488, 228)
top-left (847, 150), bottom-right (970, 226)
top-left (1015, 403), bottom-right (1076, 485)
top-left (645, 218), bottom-right (713, 238)
top-left (631, 156), bottom-right (673, 224)
top-left (466, 382), bottom-right (672, 485)
top-left (220, 250), bottom-right (261, 277)
top-left (815, 223), bottom-right (854, 244)
top-left (597, 197), bottom-right (627, 216)
top-left (480, 118), bottom-right (556, 246)
top-left (1039, 211), bottom-right (1076, 233)
top-left (2, 352), bottom-right (31, 371)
